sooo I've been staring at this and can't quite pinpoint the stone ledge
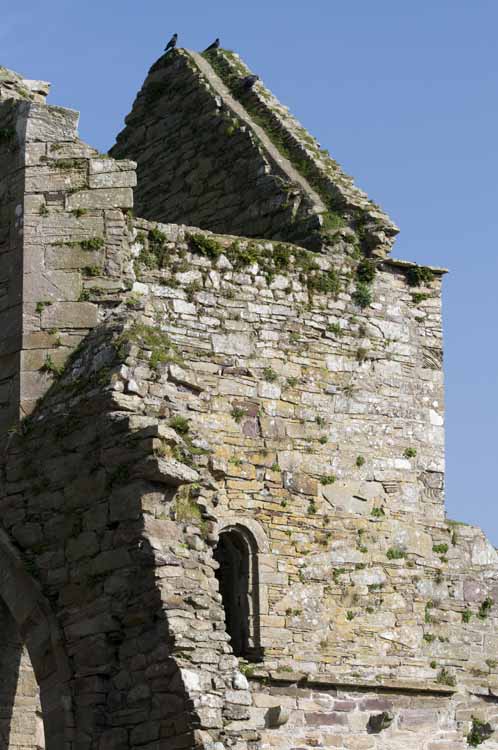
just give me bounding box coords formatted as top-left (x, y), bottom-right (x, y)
top-left (247, 670), bottom-right (458, 695)
top-left (385, 257), bottom-right (449, 275)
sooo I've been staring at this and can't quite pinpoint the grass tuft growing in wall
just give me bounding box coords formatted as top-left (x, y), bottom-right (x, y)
top-left (169, 415), bottom-right (190, 435)
top-left (405, 266), bottom-right (435, 288)
top-left (467, 717), bottom-right (494, 747)
top-left (115, 323), bottom-right (182, 369)
top-left (188, 233), bottom-right (223, 260)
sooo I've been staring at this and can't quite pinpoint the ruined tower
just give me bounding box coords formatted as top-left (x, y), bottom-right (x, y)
top-left (0, 48), bottom-right (497, 750)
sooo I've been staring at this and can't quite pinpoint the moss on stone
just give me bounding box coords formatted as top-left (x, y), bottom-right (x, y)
top-left (320, 211), bottom-right (345, 233)
top-left (272, 244), bottom-right (292, 271)
top-left (320, 475), bottom-right (336, 485)
top-left (226, 240), bottom-right (261, 269)
top-left (433, 543), bottom-right (449, 555)
top-left (52, 158), bottom-right (86, 170)
top-left (263, 366), bottom-right (278, 383)
top-left (135, 227), bottom-right (170, 270)
top-left (371, 507), bottom-right (385, 518)
top-left (35, 300), bottom-right (52, 314)
top-left (231, 407), bottom-right (246, 423)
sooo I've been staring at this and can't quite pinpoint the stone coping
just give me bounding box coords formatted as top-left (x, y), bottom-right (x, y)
top-left (385, 257), bottom-right (449, 275)
top-left (187, 50), bottom-right (327, 214)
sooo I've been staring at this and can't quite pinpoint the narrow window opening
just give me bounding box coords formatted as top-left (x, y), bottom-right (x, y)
top-left (214, 526), bottom-right (262, 661)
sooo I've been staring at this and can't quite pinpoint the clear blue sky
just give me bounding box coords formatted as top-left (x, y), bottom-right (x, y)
top-left (3, 1), bottom-right (497, 541)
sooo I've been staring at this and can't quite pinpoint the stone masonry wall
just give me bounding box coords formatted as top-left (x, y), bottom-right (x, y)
top-left (2, 316), bottom-right (260, 750)
top-left (0, 100), bottom-right (24, 433)
top-left (0, 67), bottom-right (52, 432)
top-left (2, 55), bottom-right (498, 750)
top-left (111, 49), bottom-right (397, 257)
top-left (251, 679), bottom-right (498, 750)
top-left (0, 601), bottom-right (44, 750)
top-left (18, 104), bottom-right (135, 423)
top-left (111, 50), bottom-right (324, 249)
top-left (200, 48), bottom-right (398, 256)
top-left (0, 84), bottom-right (258, 750)
top-left (121, 220), bottom-right (498, 747)
top-left (127, 221), bottom-right (498, 688)
top-left (5, 212), bottom-right (498, 749)
top-left (0, 71), bottom-right (135, 436)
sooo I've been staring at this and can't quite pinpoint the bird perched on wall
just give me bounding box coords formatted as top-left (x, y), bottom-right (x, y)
top-left (164, 33), bottom-right (178, 52)
top-left (241, 75), bottom-right (259, 91)
top-left (204, 38), bottom-right (220, 52)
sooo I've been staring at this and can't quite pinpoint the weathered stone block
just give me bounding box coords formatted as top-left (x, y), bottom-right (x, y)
top-left (212, 332), bottom-right (254, 356)
top-left (66, 187), bottom-right (133, 210)
top-left (41, 301), bottom-right (98, 328)
top-left (24, 102), bottom-right (79, 141)
top-left (88, 171), bottom-right (137, 189)
top-left (23, 270), bottom-right (82, 302)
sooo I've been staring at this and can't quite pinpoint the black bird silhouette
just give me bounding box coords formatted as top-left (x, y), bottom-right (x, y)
top-left (204, 38), bottom-right (220, 52)
top-left (164, 33), bottom-right (178, 52)
top-left (242, 74), bottom-right (259, 91)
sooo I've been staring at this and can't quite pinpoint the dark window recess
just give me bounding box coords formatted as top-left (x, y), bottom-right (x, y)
top-left (214, 526), bottom-right (262, 661)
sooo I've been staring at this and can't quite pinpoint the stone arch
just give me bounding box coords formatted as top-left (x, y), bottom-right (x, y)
top-left (214, 522), bottom-right (265, 661)
top-left (217, 517), bottom-right (269, 554)
top-left (0, 528), bottom-right (73, 750)
top-left (0, 599), bottom-right (44, 750)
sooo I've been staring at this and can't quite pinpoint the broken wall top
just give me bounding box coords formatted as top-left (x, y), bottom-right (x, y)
top-left (111, 48), bottom-right (399, 257)
top-left (0, 65), bottom-right (50, 103)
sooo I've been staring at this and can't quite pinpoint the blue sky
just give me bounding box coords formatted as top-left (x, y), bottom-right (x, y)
top-left (3, 0), bottom-right (497, 541)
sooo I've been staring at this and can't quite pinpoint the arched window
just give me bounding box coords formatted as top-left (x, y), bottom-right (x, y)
top-left (214, 525), bottom-right (262, 661)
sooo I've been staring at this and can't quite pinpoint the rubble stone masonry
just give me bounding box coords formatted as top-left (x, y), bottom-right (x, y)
top-left (0, 49), bottom-right (497, 750)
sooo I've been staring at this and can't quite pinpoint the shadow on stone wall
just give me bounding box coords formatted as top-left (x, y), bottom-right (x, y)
top-left (0, 600), bottom-right (23, 750)
top-left (0, 319), bottom-right (248, 750)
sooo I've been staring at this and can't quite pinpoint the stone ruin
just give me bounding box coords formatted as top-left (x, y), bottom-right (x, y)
top-left (0, 46), bottom-right (497, 750)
